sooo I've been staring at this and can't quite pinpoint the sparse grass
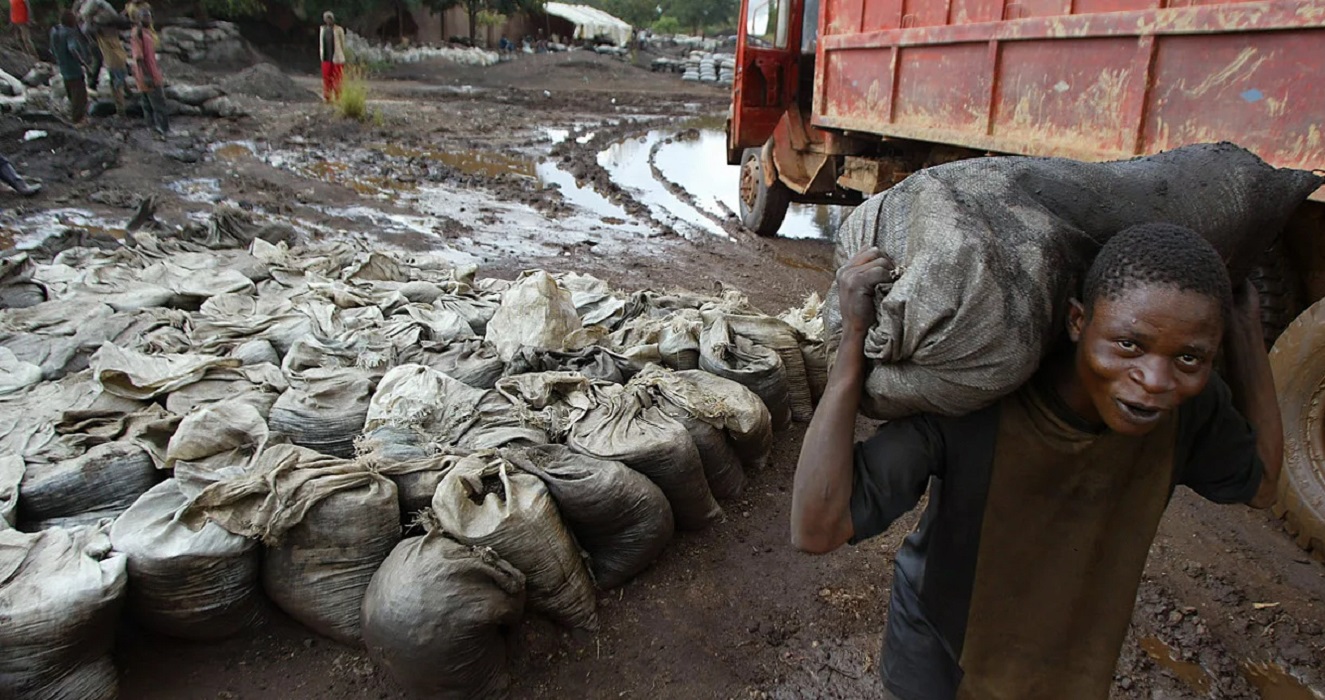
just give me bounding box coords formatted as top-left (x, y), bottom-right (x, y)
top-left (334, 66), bottom-right (370, 122)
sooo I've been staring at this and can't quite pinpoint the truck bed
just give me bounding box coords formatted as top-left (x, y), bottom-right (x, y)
top-left (813, 0), bottom-right (1325, 199)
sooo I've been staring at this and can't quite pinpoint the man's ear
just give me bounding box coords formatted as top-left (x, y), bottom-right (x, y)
top-left (1067, 298), bottom-right (1087, 343)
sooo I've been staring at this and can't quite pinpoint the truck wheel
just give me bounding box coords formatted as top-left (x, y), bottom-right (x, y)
top-left (1269, 298), bottom-right (1325, 562)
top-left (1247, 244), bottom-right (1302, 349)
top-left (739, 148), bottom-right (790, 236)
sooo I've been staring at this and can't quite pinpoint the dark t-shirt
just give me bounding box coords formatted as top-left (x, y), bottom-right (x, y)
top-left (322, 28), bottom-right (334, 63)
top-left (849, 373), bottom-right (1263, 700)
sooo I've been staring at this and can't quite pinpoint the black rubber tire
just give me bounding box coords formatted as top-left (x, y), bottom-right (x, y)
top-left (1246, 244), bottom-right (1303, 349)
top-left (1269, 298), bottom-right (1325, 562)
top-left (738, 148), bottom-right (791, 237)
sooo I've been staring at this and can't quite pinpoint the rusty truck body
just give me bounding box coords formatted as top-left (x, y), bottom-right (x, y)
top-left (725, 0), bottom-right (1325, 556)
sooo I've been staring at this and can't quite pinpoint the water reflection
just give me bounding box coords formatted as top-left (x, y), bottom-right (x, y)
top-left (648, 128), bottom-right (843, 240)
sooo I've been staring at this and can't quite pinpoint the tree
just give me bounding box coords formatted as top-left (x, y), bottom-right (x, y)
top-left (662, 0), bottom-right (737, 34)
top-left (418, 0), bottom-right (544, 43)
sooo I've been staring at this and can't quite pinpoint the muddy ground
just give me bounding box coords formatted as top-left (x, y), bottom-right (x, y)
top-left (5, 48), bottom-right (1323, 700)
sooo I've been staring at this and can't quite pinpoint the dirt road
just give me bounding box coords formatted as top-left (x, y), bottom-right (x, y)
top-left (5, 48), bottom-right (1322, 699)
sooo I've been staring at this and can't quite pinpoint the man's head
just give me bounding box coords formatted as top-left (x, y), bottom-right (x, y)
top-left (61, 10), bottom-right (78, 27)
top-left (324, 11), bottom-right (335, 25)
top-left (1066, 223), bottom-right (1232, 436)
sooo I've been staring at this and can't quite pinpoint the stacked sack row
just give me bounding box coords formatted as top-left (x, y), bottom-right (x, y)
top-left (680, 52), bottom-right (735, 85)
top-left (0, 207), bottom-right (829, 699)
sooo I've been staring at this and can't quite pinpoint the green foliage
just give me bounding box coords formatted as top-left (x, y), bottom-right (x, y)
top-left (665, 0), bottom-right (737, 33)
top-left (600, 0), bottom-right (662, 27)
top-left (475, 8), bottom-right (506, 27)
top-left (335, 66), bottom-right (370, 121)
top-left (200, 0), bottom-right (264, 17)
top-left (650, 15), bottom-right (681, 34)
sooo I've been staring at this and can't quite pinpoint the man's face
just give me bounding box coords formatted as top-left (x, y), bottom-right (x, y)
top-left (1068, 284), bottom-right (1224, 436)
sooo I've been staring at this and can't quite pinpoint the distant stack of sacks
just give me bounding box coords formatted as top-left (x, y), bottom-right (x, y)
top-left (0, 206), bottom-right (830, 700)
top-left (717, 55), bottom-right (736, 84)
top-left (682, 51), bottom-right (702, 81)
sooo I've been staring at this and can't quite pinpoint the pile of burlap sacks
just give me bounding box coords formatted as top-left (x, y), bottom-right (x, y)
top-left (0, 207), bottom-right (829, 700)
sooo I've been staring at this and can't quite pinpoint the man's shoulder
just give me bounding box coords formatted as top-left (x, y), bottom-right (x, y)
top-left (1178, 372), bottom-right (1234, 426)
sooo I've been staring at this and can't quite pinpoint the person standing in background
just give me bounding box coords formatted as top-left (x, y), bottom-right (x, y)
top-left (129, 4), bottom-right (168, 135)
top-left (50, 11), bottom-right (91, 125)
top-left (10, 0), bottom-right (36, 56)
top-left (71, 0), bottom-right (103, 92)
top-left (80, 0), bottom-right (130, 114)
top-left (319, 11), bottom-right (346, 102)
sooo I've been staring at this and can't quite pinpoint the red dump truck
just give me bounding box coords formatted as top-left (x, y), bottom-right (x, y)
top-left (725, 0), bottom-right (1325, 557)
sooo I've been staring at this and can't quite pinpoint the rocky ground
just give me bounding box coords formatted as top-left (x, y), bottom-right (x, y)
top-left (3, 43), bottom-right (1322, 700)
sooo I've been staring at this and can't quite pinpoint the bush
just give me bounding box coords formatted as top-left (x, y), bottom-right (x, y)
top-left (651, 16), bottom-right (682, 35)
top-left (335, 67), bottom-right (369, 122)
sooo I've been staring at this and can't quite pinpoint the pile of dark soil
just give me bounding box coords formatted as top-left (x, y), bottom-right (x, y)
top-left (1, 122), bottom-right (120, 182)
top-left (220, 63), bottom-right (317, 102)
top-left (157, 55), bottom-right (213, 87)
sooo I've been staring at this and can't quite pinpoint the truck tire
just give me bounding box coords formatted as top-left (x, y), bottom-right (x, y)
top-left (739, 148), bottom-right (790, 237)
top-left (1269, 298), bottom-right (1325, 562)
top-left (1246, 244), bottom-right (1302, 349)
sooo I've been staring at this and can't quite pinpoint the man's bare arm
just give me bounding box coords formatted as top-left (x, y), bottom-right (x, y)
top-left (790, 248), bottom-right (893, 553)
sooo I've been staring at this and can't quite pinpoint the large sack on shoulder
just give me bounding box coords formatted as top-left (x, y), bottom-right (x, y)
top-left (567, 386), bottom-right (721, 531)
top-left (699, 316), bottom-right (791, 431)
top-left (18, 442), bottom-right (156, 530)
top-left (0, 526), bottom-right (126, 700)
top-left (268, 368), bottom-right (374, 458)
top-left (827, 143), bottom-right (1324, 419)
top-left (432, 453), bottom-right (596, 630)
top-left (109, 479), bottom-right (261, 640)
top-left (504, 444), bottom-right (673, 589)
top-left (179, 444), bottom-right (400, 646)
top-left (362, 532), bottom-right (525, 700)
top-left (636, 367), bottom-right (774, 472)
top-left (484, 271), bottom-right (580, 362)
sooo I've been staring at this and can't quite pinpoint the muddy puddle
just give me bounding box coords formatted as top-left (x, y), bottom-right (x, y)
top-left (1141, 637), bottom-right (1323, 699)
top-left (253, 121), bottom-right (845, 243)
top-left (602, 128), bottom-right (843, 240)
